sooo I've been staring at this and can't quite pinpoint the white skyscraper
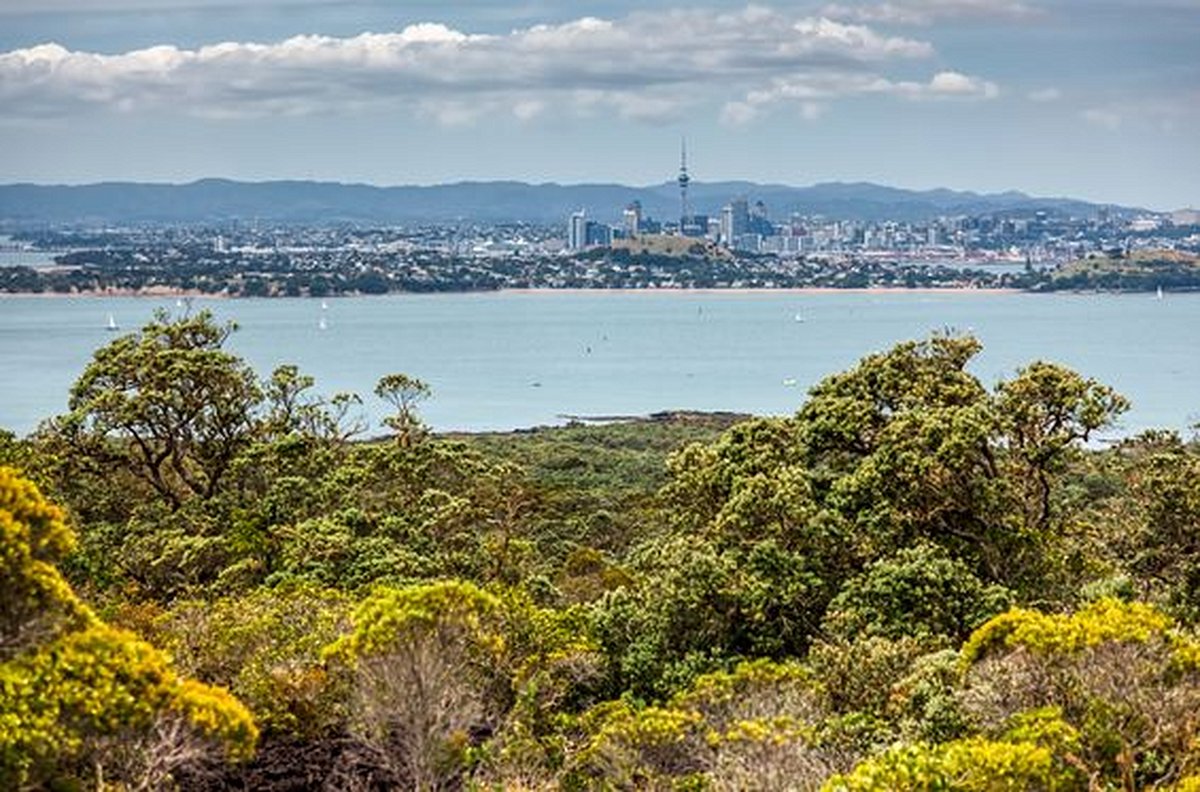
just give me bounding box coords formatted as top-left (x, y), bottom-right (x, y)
top-left (623, 202), bottom-right (642, 238)
top-left (568, 210), bottom-right (587, 251)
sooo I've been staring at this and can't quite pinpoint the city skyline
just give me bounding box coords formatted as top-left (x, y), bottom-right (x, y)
top-left (1, 1), bottom-right (1197, 210)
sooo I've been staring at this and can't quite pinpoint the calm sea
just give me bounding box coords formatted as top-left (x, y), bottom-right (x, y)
top-left (1, 291), bottom-right (1197, 438)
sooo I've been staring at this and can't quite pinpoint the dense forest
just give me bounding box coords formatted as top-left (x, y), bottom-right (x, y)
top-left (2, 310), bottom-right (1199, 790)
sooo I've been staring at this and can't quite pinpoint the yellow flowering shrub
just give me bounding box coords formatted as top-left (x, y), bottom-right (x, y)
top-left (0, 466), bottom-right (93, 659)
top-left (324, 581), bottom-right (514, 790)
top-left (961, 598), bottom-right (1178, 666)
top-left (326, 579), bottom-right (504, 663)
top-left (822, 736), bottom-right (1075, 791)
top-left (959, 599), bottom-right (1200, 788)
top-left (0, 466), bottom-right (257, 789)
top-left (569, 660), bottom-right (842, 789)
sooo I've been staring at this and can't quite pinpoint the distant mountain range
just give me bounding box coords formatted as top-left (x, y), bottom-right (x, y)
top-left (0, 178), bottom-right (1141, 226)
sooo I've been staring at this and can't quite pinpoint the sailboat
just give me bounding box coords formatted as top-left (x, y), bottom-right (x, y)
top-left (321, 299), bottom-right (329, 311)
top-left (1156, 285), bottom-right (1164, 300)
top-left (318, 315), bottom-right (328, 331)
top-left (105, 313), bottom-right (119, 332)
top-left (794, 311), bottom-right (805, 323)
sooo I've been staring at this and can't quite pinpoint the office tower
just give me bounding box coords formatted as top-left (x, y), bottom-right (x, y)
top-left (624, 201), bottom-right (642, 238)
top-left (568, 210), bottom-right (587, 251)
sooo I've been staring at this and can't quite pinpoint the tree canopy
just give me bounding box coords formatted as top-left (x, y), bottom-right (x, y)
top-left (3, 322), bottom-right (1198, 790)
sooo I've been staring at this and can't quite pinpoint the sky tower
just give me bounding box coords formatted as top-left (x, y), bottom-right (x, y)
top-left (677, 136), bottom-right (691, 229)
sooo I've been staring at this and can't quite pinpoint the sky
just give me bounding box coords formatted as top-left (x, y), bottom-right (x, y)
top-left (0, 0), bottom-right (1196, 209)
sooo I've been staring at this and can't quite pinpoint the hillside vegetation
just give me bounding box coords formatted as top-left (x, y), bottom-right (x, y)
top-left (2, 310), bottom-right (1199, 790)
top-left (1044, 249), bottom-right (1200, 291)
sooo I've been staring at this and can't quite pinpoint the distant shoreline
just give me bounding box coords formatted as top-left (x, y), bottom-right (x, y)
top-left (497, 286), bottom-right (1024, 296)
top-left (0, 287), bottom-right (227, 299)
top-left (0, 285), bottom-right (1025, 299)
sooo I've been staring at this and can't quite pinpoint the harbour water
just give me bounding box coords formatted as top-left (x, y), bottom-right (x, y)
top-left (1, 290), bottom-right (1197, 438)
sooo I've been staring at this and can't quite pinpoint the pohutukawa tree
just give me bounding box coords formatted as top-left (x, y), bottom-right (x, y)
top-left (56, 310), bottom-right (262, 509)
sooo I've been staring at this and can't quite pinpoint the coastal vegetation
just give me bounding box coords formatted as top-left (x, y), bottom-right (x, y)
top-left (1038, 250), bottom-right (1200, 292)
top-left (6, 243), bottom-right (1198, 296)
top-left (2, 311), bottom-right (1200, 789)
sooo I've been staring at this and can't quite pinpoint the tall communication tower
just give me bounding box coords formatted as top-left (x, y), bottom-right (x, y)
top-left (677, 136), bottom-right (691, 229)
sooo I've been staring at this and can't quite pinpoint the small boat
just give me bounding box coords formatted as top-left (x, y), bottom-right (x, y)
top-left (1156, 285), bottom-right (1164, 300)
top-left (105, 313), bottom-right (119, 332)
top-left (782, 378), bottom-right (798, 387)
top-left (794, 312), bottom-right (805, 323)
top-left (318, 315), bottom-right (328, 331)
top-left (321, 299), bottom-right (329, 310)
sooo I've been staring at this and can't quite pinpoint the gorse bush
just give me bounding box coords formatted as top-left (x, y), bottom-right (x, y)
top-left (0, 466), bottom-right (257, 790)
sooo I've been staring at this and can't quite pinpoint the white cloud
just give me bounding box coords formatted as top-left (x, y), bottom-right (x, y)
top-left (1027, 87), bottom-right (1061, 102)
top-left (800, 101), bottom-right (826, 119)
top-left (0, 7), bottom-right (986, 126)
top-left (720, 100), bottom-right (760, 126)
top-left (511, 99), bottom-right (545, 122)
top-left (927, 70), bottom-right (999, 97)
top-left (729, 68), bottom-right (998, 119)
top-left (1083, 108), bottom-right (1122, 129)
top-left (1080, 96), bottom-right (1199, 133)
top-left (823, 0), bottom-right (1042, 25)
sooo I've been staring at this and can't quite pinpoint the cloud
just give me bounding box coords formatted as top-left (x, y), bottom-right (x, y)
top-left (1027, 87), bottom-right (1061, 102)
top-left (1080, 95), bottom-right (1199, 133)
top-left (720, 101), bottom-right (761, 126)
top-left (800, 101), bottom-right (826, 120)
top-left (726, 68), bottom-right (998, 119)
top-left (0, 7), bottom-right (950, 124)
top-left (823, 0), bottom-right (1042, 25)
top-left (926, 70), bottom-right (999, 97)
top-left (1082, 108), bottom-right (1122, 129)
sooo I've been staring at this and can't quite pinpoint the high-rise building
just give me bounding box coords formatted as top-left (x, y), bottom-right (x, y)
top-left (585, 221), bottom-right (613, 248)
top-left (568, 210), bottom-right (588, 251)
top-left (682, 214), bottom-right (708, 238)
top-left (720, 197), bottom-right (750, 246)
top-left (623, 201), bottom-right (642, 238)
top-left (567, 209), bottom-right (614, 250)
top-left (749, 200), bottom-right (773, 237)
